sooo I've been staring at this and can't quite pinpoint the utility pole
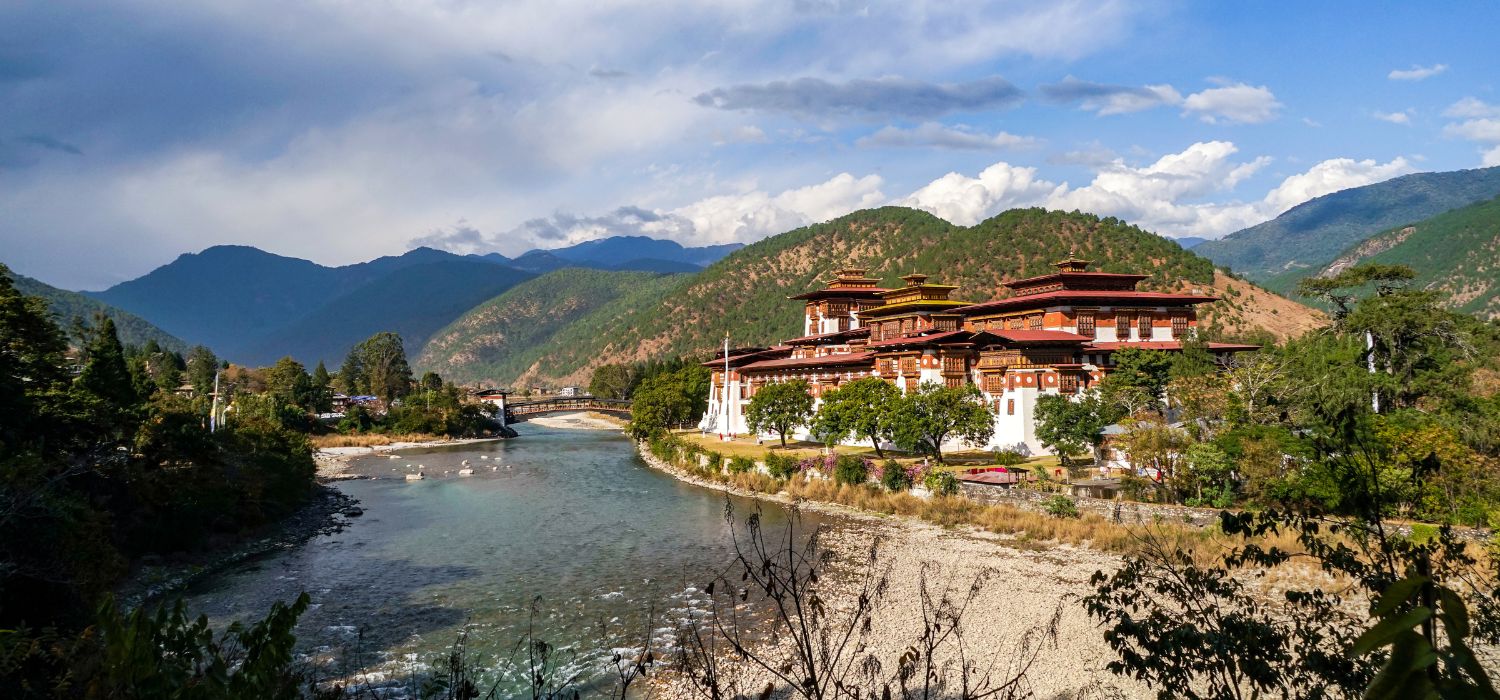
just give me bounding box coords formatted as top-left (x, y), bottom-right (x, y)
top-left (210, 369), bottom-right (221, 433)
top-left (1367, 330), bottom-right (1380, 414)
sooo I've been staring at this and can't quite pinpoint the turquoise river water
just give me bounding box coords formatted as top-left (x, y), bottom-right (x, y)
top-left (184, 423), bottom-right (830, 695)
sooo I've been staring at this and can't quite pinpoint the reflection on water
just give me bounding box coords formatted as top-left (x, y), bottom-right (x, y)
top-left (183, 424), bottom-right (825, 693)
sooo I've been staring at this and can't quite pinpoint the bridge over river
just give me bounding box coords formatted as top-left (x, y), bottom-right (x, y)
top-left (502, 396), bottom-right (631, 424)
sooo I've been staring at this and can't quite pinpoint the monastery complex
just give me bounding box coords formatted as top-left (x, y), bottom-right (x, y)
top-left (699, 257), bottom-right (1258, 455)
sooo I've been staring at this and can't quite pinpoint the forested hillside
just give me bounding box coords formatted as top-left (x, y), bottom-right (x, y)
top-left (10, 269), bottom-right (186, 351)
top-left (1307, 194), bottom-right (1500, 319)
top-left (416, 268), bottom-right (686, 386)
top-left (1195, 166), bottom-right (1500, 288)
top-left (422, 207), bottom-right (1323, 387)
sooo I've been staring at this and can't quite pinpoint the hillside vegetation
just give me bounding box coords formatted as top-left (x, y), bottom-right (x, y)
top-left (421, 207), bottom-right (1322, 387)
top-left (416, 268), bottom-right (686, 386)
top-left (1307, 194), bottom-right (1500, 319)
top-left (10, 270), bottom-right (186, 351)
top-left (1195, 166), bottom-right (1500, 287)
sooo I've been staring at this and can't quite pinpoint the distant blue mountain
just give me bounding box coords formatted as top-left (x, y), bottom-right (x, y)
top-left (526, 235), bottom-right (743, 269)
top-left (1173, 236), bottom-right (1208, 250)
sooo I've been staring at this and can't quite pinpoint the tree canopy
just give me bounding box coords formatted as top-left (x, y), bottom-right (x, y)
top-left (746, 379), bottom-right (815, 447)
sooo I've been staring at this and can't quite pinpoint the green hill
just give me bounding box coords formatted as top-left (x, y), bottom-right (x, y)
top-left (1195, 166), bottom-right (1500, 289)
top-left (1307, 195), bottom-right (1500, 319)
top-left (418, 206), bottom-right (1324, 388)
top-left (415, 268), bottom-right (686, 386)
top-left (9, 270), bottom-right (187, 351)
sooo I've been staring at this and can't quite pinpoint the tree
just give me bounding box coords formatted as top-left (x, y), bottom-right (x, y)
top-left (745, 379), bottom-right (814, 447)
top-left (809, 377), bottom-right (901, 456)
top-left (336, 345), bottom-right (366, 395)
top-left (628, 364), bottom-right (711, 439)
top-left (420, 371), bottom-right (443, 392)
top-left (589, 363), bottom-right (636, 400)
top-left (0, 264), bottom-right (71, 449)
top-left (1033, 393), bottom-right (1116, 466)
top-left (890, 382), bottom-right (994, 463)
top-left (265, 356), bottom-right (313, 410)
top-left (308, 361), bottom-right (333, 413)
top-left (185, 345), bottom-right (219, 397)
top-left (1297, 262), bottom-right (1416, 320)
top-left (1106, 347), bottom-right (1174, 404)
top-left (351, 332), bottom-right (413, 403)
top-left (74, 316), bottom-right (140, 440)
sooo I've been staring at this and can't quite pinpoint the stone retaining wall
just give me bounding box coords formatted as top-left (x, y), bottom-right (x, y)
top-left (959, 482), bottom-right (1223, 527)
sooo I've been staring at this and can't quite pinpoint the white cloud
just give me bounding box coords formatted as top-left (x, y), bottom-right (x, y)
top-left (1373, 110), bottom-right (1412, 125)
top-left (1485, 146), bottom-right (1500, 168)
top-left (1259, 157), bottom-right (1412, 215)
top-left (1445, 119), bottom-right (1500, 143)
top-left (900, 142), bottom-right (1411, 238)
top-left (1388, 63), bottom-right (1447, 81)
top-left (855, 123), bottom-right (1038, 150)
top-left (1445, 97), bottom-right (1500, 119)
top-left (1039, 77), bottom-right (1182, 116)
top-left (669, 173), bottom-right (887, 245)
top-left (898, 162), bottom-right (1062, 226)
top-left (1181, 82), bottom-right (1283, 124)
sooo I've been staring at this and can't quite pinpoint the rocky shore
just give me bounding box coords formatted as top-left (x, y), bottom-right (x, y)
top-left (117, 484), bottom-right (363, 608)
top-left (634, 444), bottom-right (1147, 699)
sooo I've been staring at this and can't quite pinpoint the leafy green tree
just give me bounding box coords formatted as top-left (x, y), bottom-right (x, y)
top-left (1034, 393), bottom-right (1117, 466)
top-left (588, 363), bottom-right (636, 400)
top-left (1182, 442), bottom-right (1234, 506)
top-left (265, 356), bottom-right (313, 410)
top-left (890, 382), bottom-right (994, 463)
top-left (627, 364), bottom-right (711, 439)
top-left (347, 332), bottom-right (412, 403)
top-left (809, 377), bottom-right (901, 456)
top-left (185, 345), bottom-right (219, 397)
top-left (1107, 347), bottom-right (1174, 404)
top-left (1170, 333), bottom-right (1217, 380)
top-left (73, 316), bottom-right (140, 440)
top-left (0, 264), bottom-right (71, 448)
top-left (746, 379), bottom-right (814, 447)
top-left (336, 345), bottom-right (366, 395)
top-left (308, 361), bottom-right (333, 413)
top-left (420, 371), bottom-right (443, 392)
top-left (1297, 262), bottom-right (1416, 320)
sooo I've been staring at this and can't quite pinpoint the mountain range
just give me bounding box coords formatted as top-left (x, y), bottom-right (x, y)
top-left (10, 271), bottom-right (186, 351)
top-left (420, 207), bottom-right (1324, 388)
top-left (1194, 165), bottom-right (1500, 291)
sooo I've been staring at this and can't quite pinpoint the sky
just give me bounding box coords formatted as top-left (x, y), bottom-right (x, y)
top-left (3, 2), bottom-right (1499, 290)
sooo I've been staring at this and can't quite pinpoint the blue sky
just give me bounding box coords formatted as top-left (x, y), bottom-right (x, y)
top-left (3, 1), bottom-right (1498, 289)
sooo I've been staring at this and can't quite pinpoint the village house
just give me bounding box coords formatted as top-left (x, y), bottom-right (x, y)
top-left (699, 258), bottom-right (1257, 456)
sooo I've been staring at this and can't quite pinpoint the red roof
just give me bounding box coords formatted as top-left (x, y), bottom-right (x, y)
top-left (865, 330), bottom-right (970, 348)
top-left (971, 329), bottom-right (1090, 344)
top-left (1005, 271), bottom-right (1148, 289)
top-left (699, 348), bottom-right (786, 367)
top-left (783, 327), bottom-right (870, 345)
top-left (738, 352), bottom-right (875, 372)
top-left (1083, 341), bottom-right (1260, 352)
top-left (955, 290), bottom-right (1218, 315)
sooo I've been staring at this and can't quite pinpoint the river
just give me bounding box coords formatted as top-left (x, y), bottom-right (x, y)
top-left (183, 422), bottom-right (829, 695)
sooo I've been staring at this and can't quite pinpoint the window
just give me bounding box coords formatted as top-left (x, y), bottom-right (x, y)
top-left (1172, 313), bottom-right (1189, 338)
top-left (1115, 312), bottom-right (1131, 338)
top-left (983, 374), bottom-right (1003, 393)
top-left (945, 377), bottom-right (963, 389)
top-left (1027, 314), bottom-right (1043, 330)
top-left (1006, 399), bottom-right (1015, 415)
top-left (899, 356), bottom-right (917, 374)
top-left (1007, 316), bottom-right (1024, 330)
top-left (1138, 313), bottom-right (1153, 338)
top-left (1076, 311), bottom-right (1096, 338)
top-left (1060, 374), bottom-right (1079, 393)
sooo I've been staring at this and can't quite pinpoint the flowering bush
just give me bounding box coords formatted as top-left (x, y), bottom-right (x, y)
top-left (878, 459), bottom-right (911, 492)
top-left (833, 454), bottom-right (872, 485)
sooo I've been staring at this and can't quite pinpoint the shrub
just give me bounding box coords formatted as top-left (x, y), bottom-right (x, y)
top-left (765, 452), bottom-right (800, 480)
top-left (1042, 495), bottom-right (1080, 519)
top-left (879, 459), bottom-right (911, 492)
top-left (994, 448), bottom-right (1028, 466)
top-left (727, 456), bottom-right (755, 474)
top-left (924, 470), bottom-right (960, 496)
top-left (833, 454), bottom-right (870, 486)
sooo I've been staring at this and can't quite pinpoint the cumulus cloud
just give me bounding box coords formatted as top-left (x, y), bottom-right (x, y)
top-left (1446, 119), bottom-right (1500, 143)
top-left (1374, 110), bottom-right (1412, 125)
top-left (1039, 77), bottom-right (1182, 115)
top-left (901, 142), bottom-right (1410, 238)
top-left (898, 162), bottom-right (1062, 226)
top-left (1388, 63), bottom-right (1447, 81)
top-left (693, 76), bottom-right (1023, 119)
top-left (855, 123), bottom-right (1037, 150)
top-left (1485, 146), bottom-right (1500, 168)
top-left (1181, 82), bottom-right (1283, 124)
top-left (1445, 97), bottom-right (1500, 119)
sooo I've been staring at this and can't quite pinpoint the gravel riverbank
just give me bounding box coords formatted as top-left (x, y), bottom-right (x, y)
top-left (634, 445), bottom-right (1147, 699)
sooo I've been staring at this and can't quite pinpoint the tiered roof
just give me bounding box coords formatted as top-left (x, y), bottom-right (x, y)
top-left (788, 267), bottom-right (890, 301)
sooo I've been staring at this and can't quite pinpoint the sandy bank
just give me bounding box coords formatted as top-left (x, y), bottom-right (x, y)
top-left (525, 411), bottom-right (626, 431)
top-left (634, 445), bottom-right (1146, 698)
top-left (314, 436), bottom-right (507, 479)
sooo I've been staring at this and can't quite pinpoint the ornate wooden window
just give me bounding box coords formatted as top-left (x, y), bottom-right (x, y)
top-left (1027, 314), bottom-right (1043, 330)
top-left (899, 356), bottom-right (917, 374)
top-left (1007, 316), bottom-right (1024, 330)
top-left (1006, 399), bottom-right (1015, 415)
top-left (983, 373), bottom-right (1004, 393)
top-left (1076, 311), bottom-right (1096, 338)
top-left (1060, 373), bottom-right (1079, 393)
top-left (1172, 313), bottom-right (1189, 338)
top-left (1115, 312), bottom-right (1131, 338)
top-left (1138, 313), bottom-right (1153, 338)
top-left (941, 356), bottom-right (965, 374)
top-left (945, 376), bottom-right (963, 389)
